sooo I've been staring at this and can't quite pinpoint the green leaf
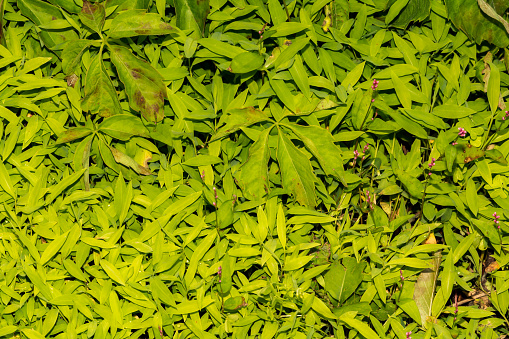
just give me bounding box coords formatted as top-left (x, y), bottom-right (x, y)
top-left (413, 252), bottom-right (441, 325)
top-left (100, 259), bottom-right (126, 285)
top-left (174, 0), bottom-right (209, 38)
top-left (213, 107), bottom-right (271, 141)
top-left (45, 168), bottom-right (87, 204)
top-left (109, 146), bottom-right (151, 175)
top-left (395, 168), bottom-right (423, 199)
top-left (79, 0), bottom-right (105, 34)
top-left (0, 161), bottom-right (16, 198)
top-left (109, 9), bottom-right (175, 38)
top-left (109, 45), bottom-right (166, 123)
top-left (82, 55), bottom-right (123, 118)
top-left (98, 115), bottom-right (150, 140)
top-left (466, 178), bottom-right (478, 216)
top-left (40, 231), bottom-right (69, 265)
top-left (341, 61), bottom-right (365, 89)
top-left (446, 0), bottom-right (509, 47)
top-left (325, 257), bottom-right (365, 304)
top-left (61, 40), bottom-right (91, 75)
top-left (277, 131), bottom-right (316, 207)
top-left (284, 123), bottom-right (346, 183)
top-left (488, 62), bottom-right (500, 115)
top-left (230, 52), bottom-right (264, 73)
top-left (17, 0), bottom-right (78, 52)
top-left (236, 128), bottom-right (271, 200)
top-left (385, 0), bottom-right (410, 25)
top-left (340, 315), bottom-right (381, 339)
top-left (391, 71), bottom-right (412, 109)
top-left (198, 38), bottom-right (245, 59)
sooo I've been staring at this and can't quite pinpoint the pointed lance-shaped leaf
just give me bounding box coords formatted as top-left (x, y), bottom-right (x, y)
top-left (109, 9), bottom-right (175, 38)
top-left (79, 0), bottom-right (106, 34)
top-left (62, 40), bottom-right (93, 75)
top-left (236, 127), bottom-right (272, 200)
top-left (109, 45), bottom-right (166, 123)
top-left (282, 123), bottom-right (346, 185)
top-left (277, 131), bottom-right (316, 207)
top-left (17, 0), bottom-right (78, 53)
top-left (174, 0), bottom-right (209, 39)
top-left (98, 115), bottom-right (151, 140)
top-left (82, 55), bottom-right (123, 118)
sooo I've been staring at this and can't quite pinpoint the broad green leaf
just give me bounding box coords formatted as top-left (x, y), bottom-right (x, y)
top-left (276, 204), bottom-right (286, 249)
top-left (236, 128), bottom-right (271, 200)
top-left (109, 9), bottom-right (175, 38)
top-left (82, 55), bottom-right (123, 118)
top-left (40, 231), bottom-right (69, 265)
top-left (56, 127), bottom-right (93, 144)
top-left (446, 0), bottom-right (509, 47)
top-left (110, 45), bottom-right (167, 123)
top-left (17, 0), bottom-right (78, 52)
top-left (277, 131), bottom-right (316, 207)
top-left (98, 115), bottom-right (150, 140)
top-left (385, 0), bottom-right (410, 24)
top-left (395, 168), bottom-right (423, 199)
top-left (284, 123), bottom-right (345, 183)
top-left (230, 52), bottom-right (264, 73)
top-left (289, 54), bottom-right (310, 97)
top-left (79, 0), bottom-right (105, 33)
top-left (340, 315), bottom-right (381, 339)
top-left (45, 169), bottom-right (87, 204)
top-left (390, 0), bottom-right (430, 28)
top-left (413, 252), bottom-right (441, 326)
top-left (100, 260), bottom-right (126, 285)
top-left (110, 146), bottom-right (151, 175)
top-left (325, 257), bottom-right (365, 304)
top-left (0, 161), bottom-right (16, 198)
top-left (341, 61), bottom-right (365, 89)
top-left (487, 62), bottom-right (500, 115)
top-left (274, 37), bottom-right (310, 69)
top-left (198, 38), bottom-right (245, 58)
top-left (466, 178), bottom-right (478, 216)
top-left (213, 107), bottom-right (271, 141)
top-left (174, 0), bottom-right (209, 38)
top-left (391, 71), bottom-right (412, 109)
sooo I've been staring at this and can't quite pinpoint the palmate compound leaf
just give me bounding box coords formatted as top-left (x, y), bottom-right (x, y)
top-left (283, 123), bottom-right (347, 185)
top-left (79, 0), bottom-right (106, 34)
top-left (82, 55), bottom-right (122, 118)
top-left (277, 130), bottom-right (316, 207)
top-left (108, 10), bottom-right (175, 38)
top-left (236, 127), bottom-right (272, 200)
top-left (109, 45), bottom-right (166, 123)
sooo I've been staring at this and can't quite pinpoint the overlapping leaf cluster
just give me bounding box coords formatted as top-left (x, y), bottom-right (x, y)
top-left (2, 0), bottom-right (509, 337)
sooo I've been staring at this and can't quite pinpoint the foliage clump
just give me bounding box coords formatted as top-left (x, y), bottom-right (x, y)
top-left (1, 0), bottom-right (509, 337)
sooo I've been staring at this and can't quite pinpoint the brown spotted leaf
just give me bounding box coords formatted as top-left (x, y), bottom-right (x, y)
top-left (82, 55), bottom-right (122, 118)
top-left (110, 146), bottom-right (151, 175)
top-left (109, 9), bottom-right (174, 38)
top-left (445, 0), bottom-right (509, 47)
top-left (79, 0), bottom-right (105, 34)
top-left (55, 127), bottom-right (94, 144)
top-left (109, 45), bottom-right (166, 123)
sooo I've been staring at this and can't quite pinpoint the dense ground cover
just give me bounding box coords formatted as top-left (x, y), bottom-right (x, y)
top-left (1, 0), bottom-right (509, 337)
